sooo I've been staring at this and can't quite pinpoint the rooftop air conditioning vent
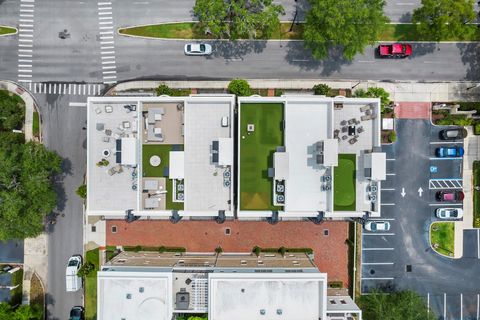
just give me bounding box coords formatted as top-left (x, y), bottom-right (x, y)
top-left (126, 294), bottom-right (132, 299)
top-left (277, 309), bottom-right (283, 315)
top-left (260, 309), bottom-right (266, 315)
top-left (139, 287), bottom-right (144, 293)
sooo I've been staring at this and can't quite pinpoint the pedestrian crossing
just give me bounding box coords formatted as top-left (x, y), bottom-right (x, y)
top-left (26, 82), bottom-right (105, 96)
top-left (17, 0), bottom-right (35, 82)
top-left (98, 1), bottom-right (117, 84)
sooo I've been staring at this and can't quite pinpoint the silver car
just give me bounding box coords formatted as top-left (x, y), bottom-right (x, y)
top-left (364, 221), bottom-right (391, 231)
top-left (436, 208), bottom-right (463, 219)
top-left (184, 43), bottom-right (212, 56)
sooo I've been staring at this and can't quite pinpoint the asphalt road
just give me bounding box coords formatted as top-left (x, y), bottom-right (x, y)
top-left (35, 93), bottom-right (87, 320)
top-left (361, 120), bottom-right (480, 320)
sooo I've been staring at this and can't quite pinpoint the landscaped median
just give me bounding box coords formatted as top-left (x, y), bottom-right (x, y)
top-left (430, 222), bottom-right (455, 258)
top-left (0, 26), bottom-right (17, 36)
top-left (474, 161), bottom-right (480, 228)
top-left (118, 22), bottom-right (480, 41)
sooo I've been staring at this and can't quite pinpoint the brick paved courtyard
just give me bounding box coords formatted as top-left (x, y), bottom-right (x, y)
top-left (106, 220), bottom-right (351, 285)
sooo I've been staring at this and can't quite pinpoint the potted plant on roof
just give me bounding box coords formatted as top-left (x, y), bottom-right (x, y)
top-left (96, 158), bottom-right (109, 167)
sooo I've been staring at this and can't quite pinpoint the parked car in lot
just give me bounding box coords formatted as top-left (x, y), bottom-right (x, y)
top-left (436, 190), bottom-right (464, 202)
top-left (435, 146), bottom-right (464, 157)
top-left (184, 43), bottom-right (212, 56)
top-left (378, 43), bottom-right (412, 58)
top-left (364, 220), bottom-right (391, 231)
top-left (66, 255), bottom-right (83, 292)
top-left (69, 306), bottom-right (84, 320)
top-left (440, 128), bottom-right (467, 140)
top-left (436, 208), bottom-right (464, 219)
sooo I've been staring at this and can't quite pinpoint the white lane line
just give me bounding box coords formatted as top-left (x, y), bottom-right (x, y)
top-left (97, 84), bottom-right (102, 94)
top-left (19, 44), bottom-right (33, 47)
top-left (101, 60), bottom-right (115, 65)
top-left (68, 84), bottom-right (71, 95)
top-left (369, 218), bottom-right (396, 221)
top-left (18, 59), bottom-right (32, 63)
top-left (476, 294), bottom-right (479, 320)
top-left (87, 85), bottom-right (91, 95)
top-left (98, 1), bottom-right (112, 5)
top-left (19, 49), bottom-right (33, 52)
top-left (429, 203), bottom-right (463, 206)
top-left (386, 173), bottom-right (396, 176)
top-left (477, 229), bottom-right (479, 259)
top-left (103, 80), bottom-right (117, 84)
top-left (98, 11), bottom-right (112, 15)
top-left (100, 36), bottom-right (114, 40)
top-left (396, 2), bottom-right (415, 5)
top-left (20, 8), bottom-right (34, 12)
top-left (98, 6), bottom-right (112, 10)
top-left (430, 141), bottom-right (463, 145)
top-left (461, 293), bottom-right (463, 320)
top-left (18, 69), bottom-right (32, 73)
top-left (99, 21), bottom-right (113, 24)
top-left (103, 75), bottom-right (117, 79)
top-left (381, 188), bottom-right (396, 191)
top-left (64, 83), bottom-right (67, 94)
top-left (53, 84), bottom-right (57, 94)
top-left (381, 203), bottom-right (395, 206)
top-left (69, 102), bottom-right (87, 107)
top-left (20, 3), bottom-right (34, 7)
top-left (358, 60), bottom-right (375, 63)
top-left (427, 293), bottom-right (430, 317)
top-left (100, 31), bottom-right (114, 35)
top-left (100, 41), bottom-right (114, 45)
top-left (101, 56), bottom-right (115, 60)
top-left (18, 64), bottom-right (32, 68)
top-left (102, 65), bottom-right (116, 69)
top-left (73, 84), bottom-right (76, 95)
top-left (101, 51), bottom-right (115, 55)
top-left (362, 247), bottom-right (394, 251)
top-left (19, 19), bottom-right (34, 22)
top-left (363, 233), bottom-right (395, 236)
top-left (19, 54), bottom-right (32, 57)
top-left (429, 157), bottom-right (462, 161)
top-left (18, 74), bottom-right (32, 78)
top-left (444, 293), bottom-right (446, 320)
top-left (83, 85), bottom-right (86, 95)
top-left (362, 277), bottom-right (394, 280)
top-left (20, 14), bottom-right (34, 17)
top-left (101, 46), bottom-right (115, 50)
top-left (361, 262), bottom-right (394, 265)
top-left (99, 16), bottom-right (113, 20)
top-left (103, 70), bottom-right (116, 74)
top-left (19, 39), bottom-right (33, 43)
top-left (99, 26), bottom-right (113, 30)
top-left (133, 1), bottom-right (149, 3)
top-left (386, 158), bottom-right (395, 161)
top-left (17, 79), bottom-right (32, 82)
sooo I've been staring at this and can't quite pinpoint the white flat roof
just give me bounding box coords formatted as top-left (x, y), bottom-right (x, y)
top-left (209, 273), bottom-right (326, 320)
top-left (323, 139), bottom-right (338, 166)
top-left (284, 101), bottom-right (330, 212)
top-left (169, 151), bottom-right (185, 179)
top-left (367, 152), bottom-right (386, 181)
top-left (97, 271), bottom-right (172, 320)
top-left (218, 138), bottom-right (233, 166)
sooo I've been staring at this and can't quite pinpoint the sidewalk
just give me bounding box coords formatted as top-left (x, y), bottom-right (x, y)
top-left (455, 127), bottom-right (480, 258)
top-left (111, 80), bottom-right (480, 103)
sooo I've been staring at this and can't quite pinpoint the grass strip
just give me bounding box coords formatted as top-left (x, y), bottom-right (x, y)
top-left (0, 26), bottom-right (17, 36)
top-left (85, 248), bottom-right (99, 320)
top-left (119, 22), bottom-right (479, 41)
top-left (33, 111), bottom-right (40, 137)
top-left (474, 161), bottom-right (480, 227)
top-left (430, 222), bottom-right (455, 257)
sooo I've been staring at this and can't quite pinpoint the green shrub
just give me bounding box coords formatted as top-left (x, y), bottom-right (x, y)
top-left (0, 90), bottom-right (25, 131)
top-left (274, 89), bottom-right (284, 97)
top-left (474, 123), bottom-right (480, 135)
top-left (96, 158), bottom-right (109, 167)
top-left (354, 87), bottom-right (391, 113)
top-left (76, 184), bottom-right (87, 199)
top-left (313, 83), bottom-right (331, 96)
top-left (215, 246), bottom-right (223, 254)
top-left (78, 262), bottom-right (95, 278)
top-left (227, 79), bottom-right (252, 96)
top-left (389, 131), bottom-right (397, 142)
top-left (328, 281), bottom-right (343, 288)
top-left (279, 246), bottom-right (287, 256)
top-left (156, 83), bottom-right (174, 96)
top-left (253, 246), bottom-right (261, 256)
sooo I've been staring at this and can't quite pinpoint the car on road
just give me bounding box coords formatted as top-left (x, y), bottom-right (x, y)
top-left (66, 255), bottom-right (82, 292)
top-left (184, 43), bottom-right (212, 56)
top-left (440, 128), bottom-right (468, 140)
top-left (378, 43), bottom-right (412, 58)
top-left (435, 146), bottom-right (464, 157)
top-left (436, 208), bottom-right (464, 219)
top-left (69, 306), bottom-right (84, 320)
top-left (436, 190), bottom-right (464, 202)
top-left (364, 220), bottom-right (391, 231)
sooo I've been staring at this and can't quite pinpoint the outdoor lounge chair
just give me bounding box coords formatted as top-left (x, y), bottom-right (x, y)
top-left (348, 118), bottom-right (356, 125)
top-left (357, 126), bottom-right (364, 133)
top-left (342, 135), bottom-right (348, 140)
top-left (361, 114), bottom-right (372, 121)
top-left (334, 130), bottom-right (340, 139)
top-left (105, 105), bottom-right (113, 113)
top-left (340, 120), bottom-right (347, 126)
top-left (349, 138), bottom-right (358, 145)
top-left (341, 126), bottom-right (348, 133)
top-left (360, 105), bottom-right (371, 113)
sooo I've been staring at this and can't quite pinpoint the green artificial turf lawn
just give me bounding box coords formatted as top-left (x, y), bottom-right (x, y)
top-left (431, 222), bottom-right (455, 257)
top-left (334, 154), bottom-right (356, 211)
top-left (85, 248), bottom-right (99, 320)
top-left (142, 144), bottom-right (184, 210)
top-left (239, 103), bottom-right (284, 210)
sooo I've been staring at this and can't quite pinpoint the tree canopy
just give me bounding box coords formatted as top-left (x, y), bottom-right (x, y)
top-left (412, 0), bottom-right (476, 41)
top-left (304, 0), bottom-right (389, 60)
top-left (193, 0), bottom-right (285, 39)
top-left (227, 79), bottom-right (253, 96)
top-left (0, 303), bottom-right (42, 320)
top-left (0, 90), bottom-right (25, 131)
top-left (0, 141), bottom-right (61, 240)
top-left (358, 290), bottom-right (436, 320)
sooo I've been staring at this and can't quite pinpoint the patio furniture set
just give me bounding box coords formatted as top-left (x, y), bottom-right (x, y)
top-left (335, 105), bottom-right (375, 145)
top-left (143, 178), bottom-right (165, 209)
top-left (144, 107), bottom-right (166, 142)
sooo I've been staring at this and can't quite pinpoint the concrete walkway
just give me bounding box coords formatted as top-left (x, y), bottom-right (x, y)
top-left (111, 80), bottom-right (480, 103)
top-left (455, 127), bottom-right (480, 258)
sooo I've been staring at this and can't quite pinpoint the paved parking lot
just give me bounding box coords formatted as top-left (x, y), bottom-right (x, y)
top-left (361, 119), bottom-right (480, 320)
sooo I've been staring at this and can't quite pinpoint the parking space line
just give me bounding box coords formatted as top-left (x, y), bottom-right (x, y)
top-left (386, 173), bottom-right (396, 176)
top-left (386, 158), bottom-right (395, 161)
top-left (361, 262), bottom-right (394, 265)
top-left (430, 157), bottom-right (463, 161)
top-left (362, 248), bottom-right (394, 251)
top-left (429, 203), bottom-right (463, 206)
top-left (477, 229), bottom-right (479, 259)
top-left (362, 277), bottom-right (395, 280)
top-left (430, 141), bottom-right (463, 145)
top-left (444, 293), bottom-right (446, 320)
top-left (381, 188), bottom-right (396, 191)
top-left (381, 203), bottom-right (395, 206)
top-left (427, 293), bottom-right (430, 317)
top-left (461, 293), bottom-right (463, 320)
top-left (369, 218), bottom-right (396, 221)
top-left (363, 233), bottom-right (395, 236)
top-left (476, 294), bottom-right (479, 320)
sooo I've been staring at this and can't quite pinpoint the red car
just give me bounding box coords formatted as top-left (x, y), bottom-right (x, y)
top-left (436, 190), bottom-right (464, 202)
top-left (378, 43), bottom-right (412, 58)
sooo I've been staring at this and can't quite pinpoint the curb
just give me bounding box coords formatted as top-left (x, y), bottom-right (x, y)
top-left (429, 221), bottom-right (457, 259)
top-left (0, 25), bottom-right (18, 37)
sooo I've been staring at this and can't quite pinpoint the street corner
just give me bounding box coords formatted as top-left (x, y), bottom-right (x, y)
top-left (395, 102), bottom-right (431, 119)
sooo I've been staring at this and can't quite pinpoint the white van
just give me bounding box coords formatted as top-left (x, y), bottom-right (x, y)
top-left (66, 255), bottom-right (83, 292)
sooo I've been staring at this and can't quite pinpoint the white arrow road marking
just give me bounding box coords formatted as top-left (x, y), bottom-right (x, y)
top-left (418, 187), bottom-right (423, 197)
top-left (401, 188), bottom-right (406, 198)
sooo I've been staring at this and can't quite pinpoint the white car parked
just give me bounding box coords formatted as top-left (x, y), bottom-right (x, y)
top-left (184, 43), bottom-right (212, 56)
top-left (364, 221), bottom-right (391, 232)
top-left (436, 208), bottom-right (463, 219)
top-left (66, 255), bottom-right (83, 292)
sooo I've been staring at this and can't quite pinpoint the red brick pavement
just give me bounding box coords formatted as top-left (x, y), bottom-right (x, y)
top-left (395, 102), bottom-right (431, 119)
top-left (106, 220), bottom-right (350, 285)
